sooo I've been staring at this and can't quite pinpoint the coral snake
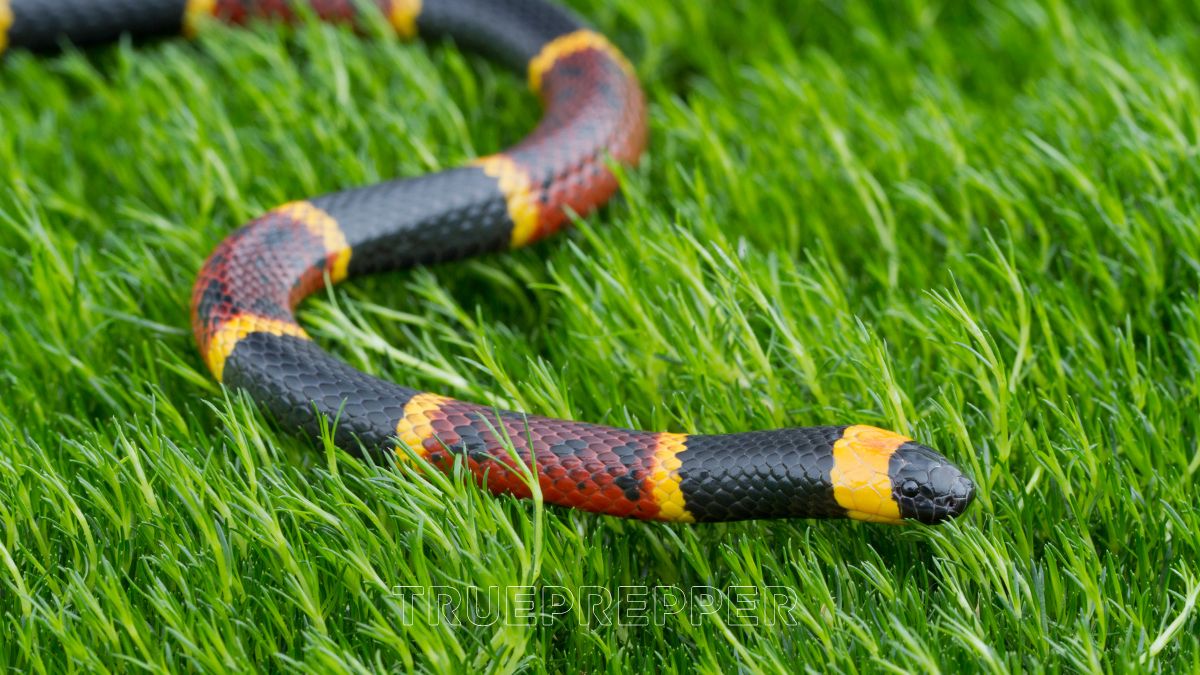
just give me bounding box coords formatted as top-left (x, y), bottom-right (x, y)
top-left (2, 0), bottom-right (975, 525)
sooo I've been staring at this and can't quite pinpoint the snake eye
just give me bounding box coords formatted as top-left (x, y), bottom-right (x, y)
top-left (901, 480), bottom-right (921, 497)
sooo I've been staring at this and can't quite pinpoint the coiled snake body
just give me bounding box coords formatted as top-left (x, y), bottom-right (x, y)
top-left (2, 0), bottom-right (975, 524)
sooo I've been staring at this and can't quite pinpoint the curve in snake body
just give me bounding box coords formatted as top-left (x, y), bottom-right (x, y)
top-left (3, 0), bottom-right (975, 524)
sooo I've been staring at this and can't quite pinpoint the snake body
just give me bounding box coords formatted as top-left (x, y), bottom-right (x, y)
top-left (3, 0), bottom-right (975, 524)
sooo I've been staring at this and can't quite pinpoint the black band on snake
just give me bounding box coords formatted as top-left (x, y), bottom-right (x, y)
top-left (1, 0), bottom-right (976, 524)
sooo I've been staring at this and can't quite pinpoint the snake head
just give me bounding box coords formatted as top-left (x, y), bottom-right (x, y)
top-left (829, 426), bottom-right (974, 524)
top-left (888, 440), bottom-right (976, 524)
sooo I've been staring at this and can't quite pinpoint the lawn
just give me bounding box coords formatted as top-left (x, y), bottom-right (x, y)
top-left (1, 0), bottom-right (1199, 671)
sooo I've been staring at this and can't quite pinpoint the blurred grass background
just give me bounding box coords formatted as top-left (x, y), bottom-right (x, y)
top-left (1, 0), bottom-right (1198, 670)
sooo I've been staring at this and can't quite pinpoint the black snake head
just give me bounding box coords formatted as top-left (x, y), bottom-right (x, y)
top-left (889, 441), bottom-right (976, 524)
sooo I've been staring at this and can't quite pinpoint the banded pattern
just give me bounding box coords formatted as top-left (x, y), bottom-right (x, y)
top-left (2, 0), bottom-right (975, 524)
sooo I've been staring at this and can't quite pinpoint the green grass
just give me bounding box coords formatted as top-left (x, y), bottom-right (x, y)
top-left (2, 0), bottom-right (1199, 671)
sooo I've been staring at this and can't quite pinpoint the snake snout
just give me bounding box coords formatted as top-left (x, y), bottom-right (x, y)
top-left (890, 441), bottom-right (975, 524)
